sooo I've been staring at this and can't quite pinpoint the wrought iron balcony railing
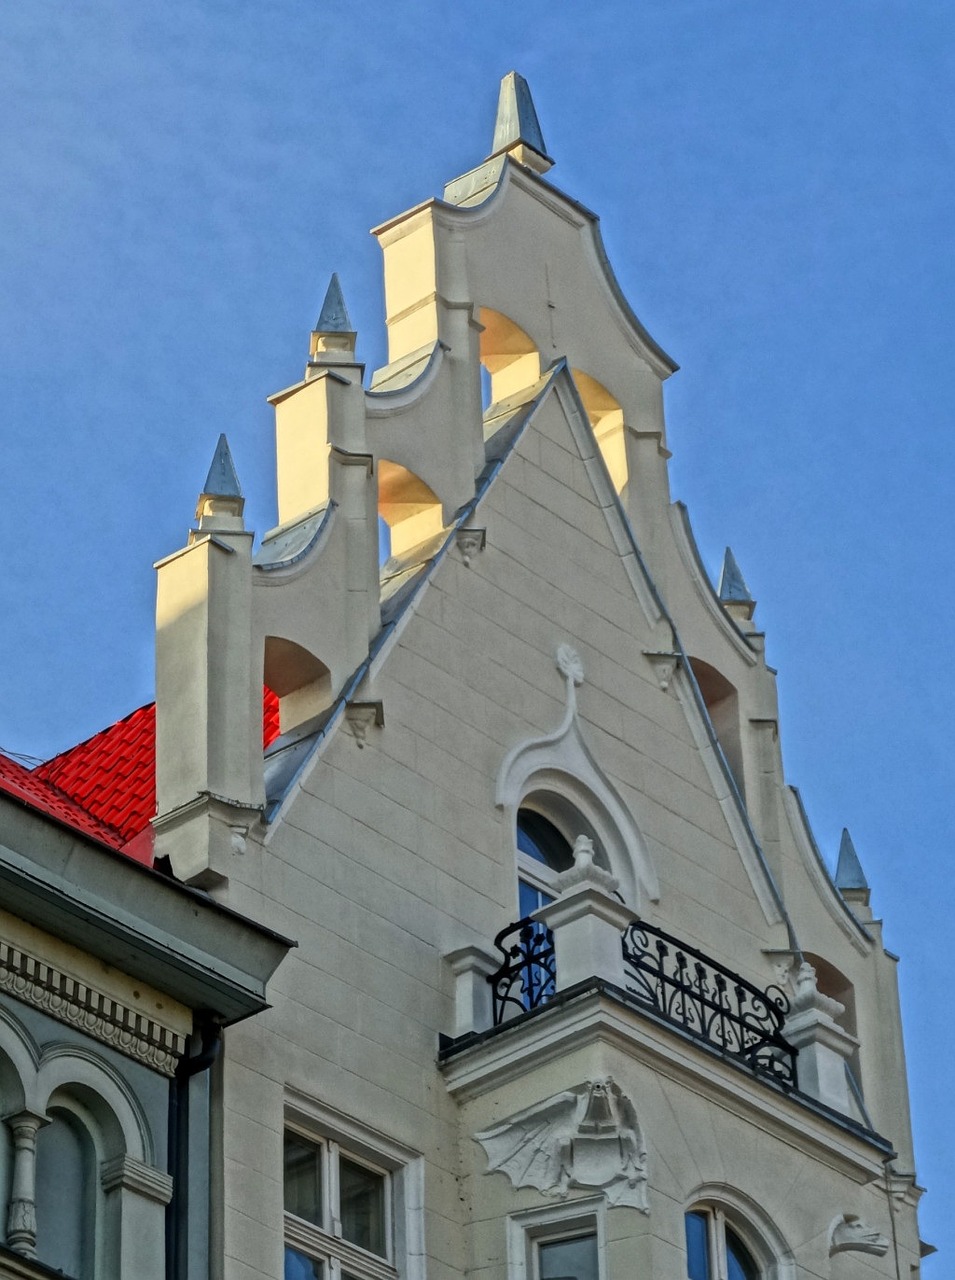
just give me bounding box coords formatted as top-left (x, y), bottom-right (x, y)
top-left (487, 915), bottom-right (797, 1091)
top-left (621, 921), bottom-right (797, 1089)
top-left (489, 916), bottom-right (556, 1024)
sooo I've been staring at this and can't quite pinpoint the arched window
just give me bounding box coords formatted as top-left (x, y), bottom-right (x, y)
top-left (685, 1209), bottom-right (761, 1280)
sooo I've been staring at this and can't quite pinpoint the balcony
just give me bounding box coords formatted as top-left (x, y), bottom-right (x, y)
top-left (486, 914), bottom-right (797, 1091)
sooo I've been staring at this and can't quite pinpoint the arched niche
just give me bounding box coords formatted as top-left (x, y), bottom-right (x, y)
top-left (571, 369), bottom-right (627, 493)
top-left (687, 658), bottom-right (745, 801)
top-left (377, 460), bottom-right (444, 558)
top-left (264, 635), bottom-right (332, 733)
top-left (479, 308), bottom-right (542, 405)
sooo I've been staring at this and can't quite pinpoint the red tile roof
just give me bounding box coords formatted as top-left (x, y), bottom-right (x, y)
top-left (0, 749), bottom-right (129, 850)
top-left (2, 689), bottom-right (282, 868)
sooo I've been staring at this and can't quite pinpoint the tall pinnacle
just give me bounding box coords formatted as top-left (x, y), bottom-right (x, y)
top-left (195, 433), bottom-right (245, 528)
top-left (308, 273), bottom-right (357, 372)
top-left (718, 547), bottom-right (756, 622)
top-left (489, 71), bottom-right (554, 175)
top-left (835, 828), bottom-right (870, 894)
top-left (315, 273), bottom-right (352, 333)
top-left (202, 433), bottom-right (242, 498)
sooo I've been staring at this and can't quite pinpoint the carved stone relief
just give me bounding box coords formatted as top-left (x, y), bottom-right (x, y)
top-left (829, 1214), bottom-right (890, 1257)
top-left (475, 1078), bottom-right (648, 1212)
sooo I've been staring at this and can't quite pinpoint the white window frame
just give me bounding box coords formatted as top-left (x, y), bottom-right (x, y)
top-left (506, 1197), bottom-right (606, 1280)
top-left (284, 1092), bottom-right (424, 1280)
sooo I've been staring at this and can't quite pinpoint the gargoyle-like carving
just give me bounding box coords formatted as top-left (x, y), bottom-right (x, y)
top-left (475, 1078), bottom-right (648, 1212)
top-left (829, 1214), bottom-right (889, 1257)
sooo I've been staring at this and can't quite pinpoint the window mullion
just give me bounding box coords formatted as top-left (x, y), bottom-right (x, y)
top-left (713, 1209), bottom-right (728, 1280)
top-left (328, 1141), bottom-right (342, 1237)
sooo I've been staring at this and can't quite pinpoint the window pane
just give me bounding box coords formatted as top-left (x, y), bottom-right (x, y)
top-left (35, 1111), bottom-right (93, 1280)
top-left (284, 1134), bottom-right (323, 1227)
top-left (340, 1156), bottom-right (386, 1256)
top-left (517, 811), bottom-right (574, 871)
top-left (725, 1228), bottom-right (759, 1280)
top-left (684, 1212), bottom-right (710, 1280)
top-left (538, 1233), bottom-right (598, 1280)
top-left (284, 1247), bottom-right (324, 1280)
top-left (519, 879), bottom-right (552, 916)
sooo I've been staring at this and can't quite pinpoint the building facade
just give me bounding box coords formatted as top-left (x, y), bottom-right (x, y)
top-left (0, 74), bottom-right (927, 1280)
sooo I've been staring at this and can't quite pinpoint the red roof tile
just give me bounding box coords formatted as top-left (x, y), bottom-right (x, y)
top-left (15, 689), bottom-right (283, 867)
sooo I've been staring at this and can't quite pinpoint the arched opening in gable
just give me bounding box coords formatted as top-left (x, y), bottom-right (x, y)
top-left (478, 309), bottom-right (541, 406)
top-left (265, 636), bottom-right (332, 733)
top-left (377, 461), bottom-right (444, 559)
top-left (687, 658), bottom-right (745, 801)
top-left (571, 369), bottom-right (627, 493)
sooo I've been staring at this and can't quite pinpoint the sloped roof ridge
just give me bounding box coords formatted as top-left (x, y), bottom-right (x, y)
top-left (35, 701), bottom-right (155, 776)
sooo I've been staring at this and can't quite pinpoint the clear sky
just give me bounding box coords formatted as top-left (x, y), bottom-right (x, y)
top-left (2, 1), bottom-right (952, 1265)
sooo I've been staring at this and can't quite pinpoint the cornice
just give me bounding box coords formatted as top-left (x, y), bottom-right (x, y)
top-left (0, 939), bottom-right (185, 1077)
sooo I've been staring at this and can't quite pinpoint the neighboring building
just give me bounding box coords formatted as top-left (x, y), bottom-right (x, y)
top-left (0, 73), bottom-right (929, 1280)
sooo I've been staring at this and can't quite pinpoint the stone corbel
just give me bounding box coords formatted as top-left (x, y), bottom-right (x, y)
top-left (829, 1213), bottom-right (889, 1257)
top-left (642, 651), bottom-right (681, 692)
top-left (345, 701), bottom-right (384, 748)
top-left (455, 527), bottom-right (486, 566)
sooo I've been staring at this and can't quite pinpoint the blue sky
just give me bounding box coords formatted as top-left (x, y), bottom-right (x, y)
top-left (2, 0), bottom-right (952, 1264)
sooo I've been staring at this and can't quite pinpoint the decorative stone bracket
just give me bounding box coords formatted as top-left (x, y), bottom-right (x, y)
top-left (829, 1213), bottom-right (889, 1257)
top-left (345, 701), bottom-right (384, 748)
top-left (455, 527), bottom-right (486, 566)
top-left (475, 1078), bottom-right (649, 1212)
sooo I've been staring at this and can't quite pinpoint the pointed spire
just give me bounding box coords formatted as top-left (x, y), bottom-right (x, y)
top-left (315, 273), bottom-right (352, 333)
top-left (195, 433), bottom-right (245, 527)
top-left (489, 71), bottom-right (554, 175)
top-left (203, 433), bottom-right (242, 498)
top-left (718, 546), bottom-right (756, 622)
top-left (835, 828), bottom-right (870, 897)
top-left (308, 273), bottom-right (357, 371)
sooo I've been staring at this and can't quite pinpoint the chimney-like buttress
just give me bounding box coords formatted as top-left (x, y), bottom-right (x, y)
top-left (153, 435), bottom-right (264, 889)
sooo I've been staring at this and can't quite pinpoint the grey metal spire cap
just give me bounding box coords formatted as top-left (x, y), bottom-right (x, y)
top-left (491, 71), bottom-right (552, 162)
top-left (835, 828), bottom-right (870, 892)
top-left (315, 273), bottom-right (352, 333)
top-left (203, 433), bottom-right (242, 498)
top-left (718, 546), bottom-right (754, 604)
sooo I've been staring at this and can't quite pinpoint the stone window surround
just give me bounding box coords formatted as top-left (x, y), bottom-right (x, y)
top-left (284, 1092), bottom-right (425, 1280)
top-left (505, 1196), bottom-right (607, 1280)
top-left (684, 1187), bottom-right (796, 1280)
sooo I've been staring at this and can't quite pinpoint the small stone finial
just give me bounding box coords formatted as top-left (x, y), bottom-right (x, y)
top-left (718, 546), bottom-right (756, 621)
top-left (195, 434), bottom-right (245, 526)
top-left (835, 827), bottom-right (871, 910)
top-left (489, 71), bottom-right (554, 175)
top-left (308, 273), bottom-right (357, 367)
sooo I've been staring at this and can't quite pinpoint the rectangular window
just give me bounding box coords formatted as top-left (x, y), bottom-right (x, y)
top-left (283, 1131), bottom-right (393, 1280)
